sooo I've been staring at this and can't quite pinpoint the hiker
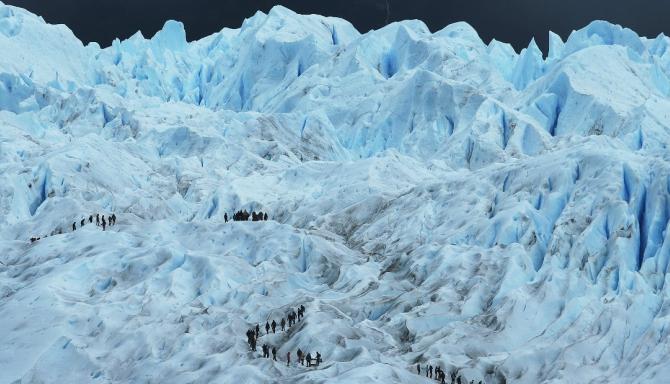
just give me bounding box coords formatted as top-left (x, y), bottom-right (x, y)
top-left (89, 215), bottom-right (93, 223)
top-left (306, 352), bottom-right (312, 367)
top-left (271, 320), bottom-right (277, 334)
top-left (297, 349), bottom-right (303, 365)
top-left (265, 321), bottom-right (270, 335)
top-left (112, 213), bottom-right (116, 225)
top-left (262, 344), bottom-right (268, 358)
top-left (264, 212), bottom-right (268, 221)
top-left (255, 324), bottom-right (260, 339)
top-left (281, 317), bottom-right (286, 331)
top-left (81, 218), bottom-right (85, 227)
top-left (101, 217), bottom-right (106, 231)
top-left (428, 365), bottom-right (433, 378)
top-left (286, 351), bottom-right (291, 366)
top-left (252, 212), bottom-right (257, 221)
top-left (246, 329), bottom-right (256, 351)
top-left (316, 352), bottom-right (321, 366)
top-left (292, 310), bottom-right (297, 324)
top-left (272, 346), bottom-right (277, 361)
top-left (417, 363), bottom-right (421, 375)
top-left (72, 222), bottom-right (76, 231)
top-left (440, 372), bottom-right (446, 384)
top-left (435, 367), bottom-right (441, 379)
top-left (224, 213), bottom-right (228, 223)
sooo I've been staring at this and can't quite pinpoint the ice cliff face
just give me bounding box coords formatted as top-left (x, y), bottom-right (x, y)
top-left (2, 2), bottom-right (670, 383)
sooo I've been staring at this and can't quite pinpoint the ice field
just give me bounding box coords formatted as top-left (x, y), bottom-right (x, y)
top-left (1, 2), bottom-right (670, 383)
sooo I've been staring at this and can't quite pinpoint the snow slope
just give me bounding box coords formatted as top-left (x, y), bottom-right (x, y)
top-left (2, 2), bottom-right (670, 383)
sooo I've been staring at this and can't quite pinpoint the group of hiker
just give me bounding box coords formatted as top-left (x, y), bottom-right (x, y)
top-left (73, 213), bottom-right (117, 232)
top-left (245, 305), bottom-right (321, 368)
top-left (30, 212), bottom-right (117, 243)
top-left (226, 210), bottom-right (268, 222)
top-left (417, 364), bottom-right (481, 384)
top-left (288, 349), bottom-right (321, 367)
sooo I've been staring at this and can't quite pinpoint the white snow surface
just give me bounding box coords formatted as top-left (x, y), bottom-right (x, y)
top-left (1, 3), bottom-right (670, 383)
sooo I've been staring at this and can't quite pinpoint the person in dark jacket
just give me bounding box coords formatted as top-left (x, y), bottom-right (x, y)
top-left (272, 346), bottom-right (277, 361)
top-left (96, 214), bottom-right (100, 226)
top-left (281, 317), bottom-right (286, 331)
top-left (265, 321), bottom-right (270, 335)
top-left (89, 215), bottom-right (93, 223)
top-left (286, 351), bottom-right (291, 366)
top-left (306, 352), bottom-right (312, 367)
top-left (81, 218), bottom-right (85, 227)
top-left (255, 324), bottom-right (260, 339)
top-left (316, 352), bottom-right (321, 366)
top-left (264, 212), bottom-right (268, 221)
top-left (271, 320), bottom-right (277, 334)
top-left (72, 222), bottom-right (76, 231)
top-left (224, 213), bottom-right (228, 223)
top-left (101, 217), bottom-right (106, 231)
top-left (417, 363), bottom-right (421, 375)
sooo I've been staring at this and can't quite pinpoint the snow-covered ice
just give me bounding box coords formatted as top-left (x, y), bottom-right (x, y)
top-left (1, 2), bottom-right (670, 383)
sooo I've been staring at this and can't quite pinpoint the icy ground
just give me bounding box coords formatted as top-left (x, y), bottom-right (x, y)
top-left (1, 2), bottom-right (670, 383)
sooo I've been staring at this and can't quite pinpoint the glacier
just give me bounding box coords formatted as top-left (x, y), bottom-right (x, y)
top-left (1, 2), bottom-right (670, 383)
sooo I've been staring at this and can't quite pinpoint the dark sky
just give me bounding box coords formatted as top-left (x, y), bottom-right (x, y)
top-left (5, 0), bottom-right (670, 53)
